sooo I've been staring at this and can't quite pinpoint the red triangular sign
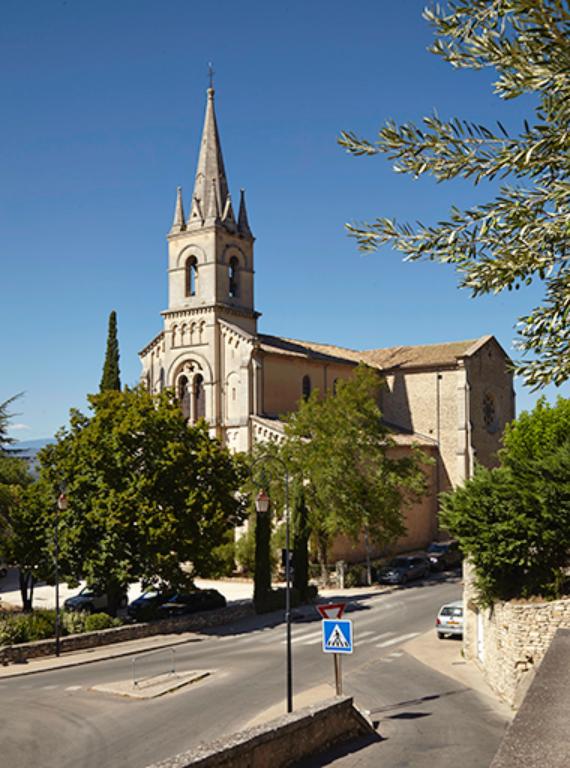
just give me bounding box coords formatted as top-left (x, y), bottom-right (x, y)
top-left (316, 602), bottom-right (346, 620)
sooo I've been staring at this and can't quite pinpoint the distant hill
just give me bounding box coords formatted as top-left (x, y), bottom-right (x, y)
top-left (12, 438), bottom-right (54, 477)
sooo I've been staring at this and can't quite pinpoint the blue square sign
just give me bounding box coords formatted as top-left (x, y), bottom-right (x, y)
top-left (322, 619), bottom-right (353, 654)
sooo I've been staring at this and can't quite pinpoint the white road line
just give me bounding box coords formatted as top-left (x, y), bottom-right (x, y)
top-left (65, 685), bottom-right (82, 691)
top-left (41, 685), bottom-right (58, 690)
top-left (390, 651), bottom-right (404, 658)
top-left (374, 631), bottom-right (395, 642)
top-left (287, 629), bottom-right (323, 645)
top-left (376, 632), bottom-right (418, 648)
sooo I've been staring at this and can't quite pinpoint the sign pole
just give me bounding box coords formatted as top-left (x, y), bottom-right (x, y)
top-left (334, 654), bottom-right (341, 695)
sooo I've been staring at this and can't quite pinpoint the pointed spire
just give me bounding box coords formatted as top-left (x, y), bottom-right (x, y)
top-left (188, 87), bottom-right (230, 228)
top-left (237, 188), bottom-right (253, 238)
top-left (170, 186), bottom-right (186, 233)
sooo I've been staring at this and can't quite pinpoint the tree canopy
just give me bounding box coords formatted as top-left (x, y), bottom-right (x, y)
top-left (441, 396), bottom-right (570, 604)
top-left (99, 310), bottom-right (121, 392)
top-left (276, 365), bottom-right (429, 571)
top-left (339, 0), bottom-right (569, 389)
top-left (39, 387), bottom-right (245, 613)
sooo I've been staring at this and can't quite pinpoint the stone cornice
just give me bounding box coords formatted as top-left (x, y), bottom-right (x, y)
top-left (139, 330), bottom-right (165, 357)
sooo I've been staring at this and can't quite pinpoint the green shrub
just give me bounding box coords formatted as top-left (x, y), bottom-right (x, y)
top-left (62, 610), bottom-right (88, 635)
top-left (254, 587), bottom-right (301, 614)
top-left (0, 616), bottom-right (28, 646)
top-left (25, 610), bottom-right (56, 642)
top-left (84, 613), bottom-right (121, 632)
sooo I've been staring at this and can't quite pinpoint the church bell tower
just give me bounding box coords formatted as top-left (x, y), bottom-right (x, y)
top-left (165, 86), bottom-right (256, 334)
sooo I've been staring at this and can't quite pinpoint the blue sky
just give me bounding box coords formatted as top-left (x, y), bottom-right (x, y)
top-left (1, 0), bottom-right (566, 440)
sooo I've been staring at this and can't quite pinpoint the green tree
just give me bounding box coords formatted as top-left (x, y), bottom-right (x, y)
top-left (3, 480), bottom-right (52, 611)
top-left (99, 310), bottom-right (121, 392)
top-left (39, 387), bottom-right (245, 615)
top-left (253, 495), bottom-right (272, 609)
top-left (291, 485), bottom-right (310, 599)
top-left (281, 365), bottom-right (428, 579)
top-left (340, 1), bottom-right (569, 389)
top-left (441, 396), bottom-right (570, 604)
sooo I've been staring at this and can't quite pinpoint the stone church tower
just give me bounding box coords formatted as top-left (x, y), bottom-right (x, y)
top-left (140, 86), bottom-right (259, 452)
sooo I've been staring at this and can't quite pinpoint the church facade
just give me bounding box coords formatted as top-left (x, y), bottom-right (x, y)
top-left (140, 87), bottom-right (515, 556)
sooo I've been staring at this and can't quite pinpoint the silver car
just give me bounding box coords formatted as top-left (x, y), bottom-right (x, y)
top-left (436, 600), bottom-right (463, 639)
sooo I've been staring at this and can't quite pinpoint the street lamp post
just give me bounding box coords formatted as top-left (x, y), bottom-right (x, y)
top-left (55, 491), bottom-right (68, 657)
top-left (252, 454), bottom-right (292, 713)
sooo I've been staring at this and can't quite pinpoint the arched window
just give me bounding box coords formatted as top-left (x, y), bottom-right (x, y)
top-left (228, 256), bottom-right (239, 298)
top-left (158, 368), bottom-right (165, 392)
top-left (178, 376), bottom-right (190, 420)
top-left (302, 375), bottom-right (312, 401)
top-left (194, 374), bottom-right (205, 420)
top-left (185, 257), bottom-right (198, 297)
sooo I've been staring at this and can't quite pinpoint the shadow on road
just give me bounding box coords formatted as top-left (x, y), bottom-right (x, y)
top-left (292, 730), bottom-right (384, 767)
top-left (368, 688), bottom-right (466, 716)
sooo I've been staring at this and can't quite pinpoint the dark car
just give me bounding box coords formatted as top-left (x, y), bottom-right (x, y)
top-left (157, 589), bottom-right (227, 618)
top-left (377, 556), bottom-right (430, 585)
top-left (426, 540), bottom-right (462, 572)
top-left (64, 586), bottom-right (128, 614)
top-left (127, 589), bottom-right (174, 622)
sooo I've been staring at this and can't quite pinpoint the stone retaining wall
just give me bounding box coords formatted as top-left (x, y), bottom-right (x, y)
top-left (0, 602), bottom-right (255, 665)
top-left (146, 696), bottom-right (376, 768)
top-left (463, 562), bottom-right (570, 706)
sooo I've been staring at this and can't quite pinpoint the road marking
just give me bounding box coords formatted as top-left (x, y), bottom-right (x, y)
top-left (288, 629), bottom-right (323, 645)
top-left (390, 651), bottom-right (404, 657)
top-left (65, 685), bottom-right (82, 691)
top-left (41, 685), bottom-right (58, 690)
top-left (376, 632), bottom-right (418, 648)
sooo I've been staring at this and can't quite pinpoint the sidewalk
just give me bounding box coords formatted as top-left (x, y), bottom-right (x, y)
top-left (0, 629), bottom-right (203, 679)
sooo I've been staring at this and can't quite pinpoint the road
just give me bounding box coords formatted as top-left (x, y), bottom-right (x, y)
top-left (0, 578), bottom-right (508, 768)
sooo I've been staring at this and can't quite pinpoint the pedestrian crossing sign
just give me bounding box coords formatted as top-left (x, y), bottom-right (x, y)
top-left (322, 619), bottom-right (353, 654)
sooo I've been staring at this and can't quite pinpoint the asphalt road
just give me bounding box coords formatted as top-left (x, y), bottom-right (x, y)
top-left (0, 578), bottom-right (508, 768)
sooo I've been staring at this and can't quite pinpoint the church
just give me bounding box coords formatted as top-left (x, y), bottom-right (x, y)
top-left (140, 86), bottom-right (515, 557)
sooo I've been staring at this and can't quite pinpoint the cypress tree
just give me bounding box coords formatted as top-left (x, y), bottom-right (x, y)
top-left (253, 494), bottom-right (272, 611)
top-left (292, 485), bottom-right (309, 599)
top-left (100, 310), bottom-right (121, 392)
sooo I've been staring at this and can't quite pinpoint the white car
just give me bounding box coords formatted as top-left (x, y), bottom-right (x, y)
top-left (436, 600), bottom-right (463, 639)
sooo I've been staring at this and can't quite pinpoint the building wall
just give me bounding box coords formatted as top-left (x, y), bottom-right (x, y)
top-left (261, 355), bottom-right (354, 418)
top-left (466, 340), bottom-right (516, 470)
top-left (381, 367), bottom-right (461, 490)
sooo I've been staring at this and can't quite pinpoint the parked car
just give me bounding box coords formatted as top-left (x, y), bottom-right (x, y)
top-left (64, 586), bottom-right (128, 614)
top-left (426, 540), bottom-right (463, 572)
top-left (436, 600), bottom-right (464, 638)
top-left (377, 555), bottom-right (430, 585)
top-left (127, 589), bottom-right (175, 622)
top-left (157, 589), bottom-right (227, 618)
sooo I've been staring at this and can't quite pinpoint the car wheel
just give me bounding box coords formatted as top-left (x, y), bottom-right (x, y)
top-left (437, 632), bottom-right (445, 640)
top-left (119, 595), bottom-right (128, 608)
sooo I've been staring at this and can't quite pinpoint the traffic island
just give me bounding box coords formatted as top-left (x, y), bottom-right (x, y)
top-left (91, 669), bottom-right (211, 699)
top-left (144, 696), bottom-right (378, 768)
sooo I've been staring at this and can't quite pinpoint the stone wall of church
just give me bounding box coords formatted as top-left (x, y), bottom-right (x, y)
top-left (381, 367), bottom-right (462, 490)
top-left (260, 355), bottom-right (354, 418)
top-left (466, 340), bottom-right (515, 470)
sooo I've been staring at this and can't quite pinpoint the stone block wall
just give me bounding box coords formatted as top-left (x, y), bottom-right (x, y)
top-left (462, 562), bottom-right (570, 706)
top-left (0, 602), bottom-right (255, 665)
top-left (146, 696), bottom-right (375, 768)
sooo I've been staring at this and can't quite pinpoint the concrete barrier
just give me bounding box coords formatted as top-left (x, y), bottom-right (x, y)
top-left (145, 696), bottom-right (376, 768)
top-left (0, 602), bottom-right (255, 665)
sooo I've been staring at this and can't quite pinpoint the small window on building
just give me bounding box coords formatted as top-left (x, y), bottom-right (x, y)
top-left (228, 256), bottom-right (239, 298)
top-left (302, 375), bottom-right (312, 401)
top-left (178, 375), bottom-right (190, 420)
top-left (195, 374), bottom-right (205, 420)
top-left (185, 257), bottom-right (198, 297)
top-left (482, 392), bottom-right (498, 433)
